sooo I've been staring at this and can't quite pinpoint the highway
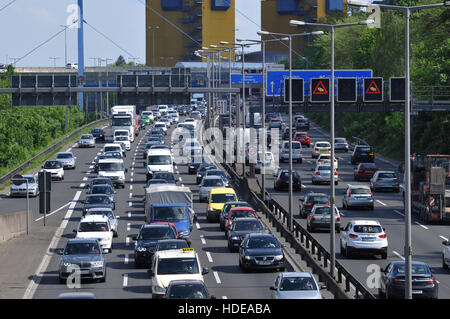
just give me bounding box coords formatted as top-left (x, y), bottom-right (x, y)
top-left (256, 112), bottom-right (450, 297)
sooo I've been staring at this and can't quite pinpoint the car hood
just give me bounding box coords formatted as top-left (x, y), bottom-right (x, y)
top-left (11, 182), bottom-right (37, 189)
top-left (244, 248), bottom-right (282, 256)
top-left (276, 290), bottom-right (322, 299)
top-left (208, 203), bottom-right (225, 211)
top-left (61, 254), bottom-right (103, 263)
top-left (76, 232), bottom-right (112, 240)
top-left (42, 168), bottom-right (62, 173)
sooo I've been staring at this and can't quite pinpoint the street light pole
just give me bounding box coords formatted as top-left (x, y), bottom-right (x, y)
top-left (60, 25), bottom-right (68, 66)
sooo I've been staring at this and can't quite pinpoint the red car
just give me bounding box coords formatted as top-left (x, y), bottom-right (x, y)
top-left (225, 207), bottom-right (257, 232)
top-left (354, 163), bottom-right (379, 181)
top-left (294, 132), bottom-right (310, 147)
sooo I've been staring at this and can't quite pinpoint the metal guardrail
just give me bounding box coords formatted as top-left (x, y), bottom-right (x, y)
top-left (0, 118), bottom-right (109, 185)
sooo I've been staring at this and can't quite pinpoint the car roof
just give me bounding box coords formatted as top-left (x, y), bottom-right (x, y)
top-left (67, 238), bottom-right (99, 244)
top-left (230, 207), bottom-right (254, 211)
top-left (98, 158), bottom-right (124, 163)
top-left (147, 149), bottom-right (171, 155)
top-left (80, 215), bottom-right (109, 222)
top-left (203, 175), bottom-right (223, 180)
top-left (350, 220), bottom-right (382, 226)
top-left (210, 188), bottom-right (236, 194)
top-left (375, 170), bottom-right (396, 174)
top-left (87, 207), bottom-right (113, 212)
top-left (57, 152), bottom-right (74, 156)
top-left (280, 272), bottom-right (314, 278)
top-left (155, 248), bottom-right (196, 259)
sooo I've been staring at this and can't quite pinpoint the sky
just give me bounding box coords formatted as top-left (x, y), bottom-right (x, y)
top-left (0, 0), bottom-right (261, 67)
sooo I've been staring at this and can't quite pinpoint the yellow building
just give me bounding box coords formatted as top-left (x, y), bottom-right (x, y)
top-left (146, 0), bottom-right (235, 67)
top-left (261, 0), bottom-right (346, 58)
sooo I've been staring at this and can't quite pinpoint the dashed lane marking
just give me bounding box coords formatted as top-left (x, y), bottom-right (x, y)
top-left (123, 274), bottom-right (128, 287)
top-left (213, 271), bottom-right (222, 284)
top-left (200, 235), bottom-right (206, 245)
top-left (376, 200), bottom-right (386, 206)
top-left (127, 223), bottom-right (131, 231)
top-left (206, 252), bottom-right (213, 263)
top-left (195, 222), bottom-right (201, 230)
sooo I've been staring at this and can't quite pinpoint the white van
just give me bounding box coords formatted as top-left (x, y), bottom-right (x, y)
top-left (146, 149), bottom-right (173, 181)
top-left (97, 158), bottom-right (127, 188)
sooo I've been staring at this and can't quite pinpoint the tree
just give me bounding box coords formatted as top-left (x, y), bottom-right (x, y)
top-left (115, 55), bottom-right (127, 67)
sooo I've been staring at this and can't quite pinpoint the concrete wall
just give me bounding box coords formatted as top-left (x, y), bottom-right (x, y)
top-left (0, 211), bottom-right (27, 243)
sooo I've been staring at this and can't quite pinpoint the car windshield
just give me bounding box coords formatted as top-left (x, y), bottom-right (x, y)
top-left (104, 152), bottom-right (122, 158)
top-left (148, 137), bottom-right (161, 142)
top-left (98, 162), bottom-right (124, 171)
top-left (351, 188), bottom-right (371, 195)
top-left (199, 165), bottom-right (216, 172)
top-left (115, 136), bottom-right (129, 141)
top-left (279, 277), bottom-right (317, 291)
top-left (57, 153), bottom-right (73, 159)
top-left (153, 173), bottom-right (174, 181)
top-left (91, 129), bottom-right (103, 133)
top-left (44, 161), bottom-right (61, 169)
top-left (64, 242), bottom-right (101, 255)
top-left (111, 117), bottom-right (132, 126)
top-left (23, 176), bottom-right (36, 184)
top-left (202, 178), bottom-right (224, 187)
top-left (157, 257), bottom-right (200, 275)
top-left (335, 138), bottom-right (346, 143)
top-left (155, 124), bottom-right (165, 128)
top-left (233, 220), bottom-right (262, 231)
top-left (394, 264), bottom-right (431, 275)
top-left (147, 155), bottom-right (172, 165)
top-left (318, 166), bottom-right (331, 171)
top-left (206, 171), bottom-right (226, 178)
top-left (224, 203), bottom-right (250, 215)
top-left (210, 193), bottom-right (236, 203)
top-left (92, 179), bottom-right (111, 186)
top-left (104, 147), bottom-right (121, 153)
top-left (153, 207), bottom-right (187, 222)
top-left (316, 143), bottom-right (330, 148)
top-left (81, 135), bottom-right (92, 140)
top-left (246, 237), bottom-right (280, 249)
top-left (146, 180), bottom-right (167, 186)
top-left (139, 227), bottom-right (176, 240)
top-left (157, 241), bottom-right (188, 251)
top-left (85, 196), bottom-right (110, 204)
top-left (91, 186), bottom-right (112, 194)
top-left (378, 173), bottom-right (396, 179)
top-left (361, 163), bottom-right (377, 169)
top-left (313, 207), bottom-right (333, 215)
top-left (280, 172), bottom-right (299, 180)
top-left (308, 196), bottom-right (329, 203)
top-left (78, 222), bottom-right (109, 232)
top-left (168, 284), bottom-right (207, 299)
top-left (357, 147), bottom-right (371, 153)
top-left (353, 225), bottom-right (382, 233)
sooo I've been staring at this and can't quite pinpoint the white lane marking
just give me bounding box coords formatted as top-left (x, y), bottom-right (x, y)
top-left (67, 148), bottom-right (72, 152)
top-left (128, 212), bottom-right (131, 218)
top-left (86, 170), bottom-right (92, 174)
top-left (195, 222), bottom-right (201, 230)
top-left (132, 161), bottom-right (135, 166)
top-left (213, 271), bottom-right (222, 284)
top-left (129, 193), bottom-right (132, 199)
top-left (130, 185), bottom-right (133, 191)
top-left (181, 184), bottom-right (185, 187)
top-left (123, 274), bottom-right (128, 287)
top-left (179, 177), bottom-right (182, 182)
top-left (127, 223), bottom-right (131, 231)
top-left (97, 152), bottom-right (101, 155)
top-left (94, 156), bottom-right (98, 160)
top-left (131, 172), bottom-right (134, 177)
top-left (206, 252), bottom-right (213, 263)
top-left (394, 210), bottom-right (405, 217)
top-left (126, 237), bottom-right (130, 246)
top-left (124, 254), bottom-right (129, 265)
top-left (130, 178), bottom-right (134, 183)
top-left (222, 296), bottom-right (228, 299)
top-left (129, 202), bottom-right (132, 207)
top-left (79, 183), bottom-right (85, 188)
top-left (35, 202), bottom-right (71, 222)
top-left (393, 251), bottom-right (405, 261)
top-left (83, 177), bottom-right (88, 181)
top-left (440, 236), bottom-right (448, 241)
top-left (200, 235), bottom-right (206, 245)
top-left (414, 221), bottom-right (429, 230)
top-left (131, 167), bottom-right (134, 171)
top-left (175, 165), bottom-right (178, 170)
top-left (23, 191), bottom-right (82, 299)
top-left (376, 200), bottom-right (387, 206)
top-left (89, 165), bottom-right (94, 169)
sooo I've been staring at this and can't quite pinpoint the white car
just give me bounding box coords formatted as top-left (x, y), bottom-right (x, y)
top-left (42, 160), bottom-right (64, 181)
top-left (442, 238), bottom-right (450, 269)
top-left (114, 135), bottom-right (131, 151)
top-left (158, 105), bottom-right (169, 115)
top-left (340, 220), bottom-right (388, 259)
top-left (150, 248), bottom-right (209, 299)
top-left (312, 141), bottom-right (331, 159)
top-left (312, 164), bottom-right (338, 185)
top-left (154, 122), bottom-right (168, 134)
top-left (103, 143), bottom-right (126, 158)
top-left (270, 272), bottom-right (324, 299)
top-left (74, 215), bottom-right (113, 253)
top-left (316, 154), bottom-right (338, 170)
top-left (255, 151), bottom-right (279, 175)
top-left (280, 141), bottom-right (303, 163)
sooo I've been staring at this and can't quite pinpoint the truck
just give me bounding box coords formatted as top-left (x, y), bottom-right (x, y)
top-left (144, 185), bottom-right (197, 243)
top-left (402, 154), bottom-right (450, 223)
top-left (111, 105), bottom-right (137, 142)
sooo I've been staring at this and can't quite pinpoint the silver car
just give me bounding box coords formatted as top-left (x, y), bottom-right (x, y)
top-left (10, 174), bottom-right (39, 197)
top-left (280, 141), bottom-right (303, 163)
top-left (312, 165), bottom-right (338, 185)
top-left (79, 134), bottom-right (95, 148)
top-left (342, 184), bottom-right (374, 210)
top-left (55, 152), bottom-right (77, 169)
top-left (85, 207), bottom-right (118, 237)
top-left (306, 204), bottom-right (341, 232)
top-left (370, 170), bottom-right (400, 192)
top-left (270, 272), bottom-right (325, 299)
top-left (334, 137), bottom-right (349, 152)
top-left (199, 176), bottom-right (225, 202)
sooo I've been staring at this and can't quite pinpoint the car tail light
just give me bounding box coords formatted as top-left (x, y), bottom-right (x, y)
top-left (311, 216), bottom-right (316, 221)
top-left (328, 148), bottom-right (331, 151)
top-left (277, 178), bottom-right (282, 183)
top-left (349, 189), bottom-right (353, 196)
top-left (305, 202), bottom-right (312, 207)
top-left (334, 172), bottom-right (338, 176)
top-left (378, 233), bottom-right (387, 238)
top-left (426, 278), bottom-right (436, 285)
top-left (315, 148), bottom-right (319, 151)
top-left (369, 152), bottom-right (374, 156)
top-left (349, 233), bottom-right (358, 238)
top-left (337, 216), bottom-right (341, 221)
top-left (316, 171), bottom-right (321, 175)
top-left (392, 278), bottom-right (403, 285)
top-left (325, 203), bottom-right (330, 205)
top-left (297, 178), bottom-right (301, 183)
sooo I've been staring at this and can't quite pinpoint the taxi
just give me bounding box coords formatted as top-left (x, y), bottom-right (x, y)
top-left (149, 248), bottom-right (209, 299)
top-left (206, 188), bottom-right (238, 222)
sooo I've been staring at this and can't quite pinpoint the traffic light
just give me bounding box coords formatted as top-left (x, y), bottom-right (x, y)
top-left (390, 77), bottom-right (406, 102)
top-left (284, 78), bottom-right (304, 103)
top-left (310, 78), bottom-right (330, 103)
top-left (363, 78), bottom-right (383, 102)
top-left (337, 78), bottom-right (357, 103)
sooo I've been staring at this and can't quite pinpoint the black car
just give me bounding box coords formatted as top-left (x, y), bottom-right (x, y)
top-left (282, 127), bottom-right (296, 140)
top-left (351, 145), bottom-right (375, 165)
top-left (82, 194), bottom-right (114, 216)
top-left (238, 233), bottom-right (285, 272)
top-left (220, 201), bottom-right (252, 231)
top-left (274, 170), bottom-right (302, 192)
top-left (133, 224), bottom-right (178, 268)
top-left (379, 261), bottom-right (438, 299)
top-left (196, 163), bottom-right (217, 184)
top-left (227, 217), bottom-right (265, 252)
top-left (153, 172), bottom-right (177, 185)
top-left (299, 193), bottom-right (330, 218)
top-left (295, 118), bottom-right (310, 130)
top-left (164, 280), bottom-right (215, 299)
top-left (90, 128), bottom-right (105, 141)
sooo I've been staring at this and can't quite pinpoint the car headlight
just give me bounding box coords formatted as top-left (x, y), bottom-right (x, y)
top-left (136, 246), bottom-right (147, 252)
top-left (62, 262), bottom-right (72, 267)
top-left (274, 255), bottom-right (284, 261)
top-left (91, 261), bottom-right (104, 267)
top-left (179, 230), bottom-right (190, 237)
top-left (244, 256), bottom-right (252, 260)
top-left (154, 285), bottom-right (166, 293)
top-left (231, 236), bottom-right (239, 240)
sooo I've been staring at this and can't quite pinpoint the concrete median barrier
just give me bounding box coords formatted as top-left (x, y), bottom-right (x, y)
top-left (0, 211), bottom-right (27, 243)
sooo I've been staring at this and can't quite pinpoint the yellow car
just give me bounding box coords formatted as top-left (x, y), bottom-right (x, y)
top-left (206, 188), bottom-right (237, 222)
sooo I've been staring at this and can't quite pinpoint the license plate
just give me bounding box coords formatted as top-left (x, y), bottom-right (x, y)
top-left (258, 261), bottom-right (272, 265)
top-left (362, 238), bottom-right (374, 242)
top-left (320, 151), bottom-right (328, 154)
top-left (80, 270), bottom-right (90, 275)
top-left (412, 290), bottom-right (422, 294)
top-left (322, 218), bottom-right (330, 222)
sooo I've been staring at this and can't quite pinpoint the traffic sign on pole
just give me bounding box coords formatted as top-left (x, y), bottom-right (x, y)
top-left (390, 77), bottom-right (406, 102)
top-left (363, 77), bottom-right (383, 102)
top-left (337, 78), bottom-right (357, 103)
top-left (310, 78), bottom-right (330, 103)
top-left (284, 78), bottom-right (304, 103)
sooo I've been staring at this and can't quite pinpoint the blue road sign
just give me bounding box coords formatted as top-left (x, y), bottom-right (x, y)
top-left (231, 74), bottom-right (263, 84)
top-left (266, 70), bottom-right (373, 97)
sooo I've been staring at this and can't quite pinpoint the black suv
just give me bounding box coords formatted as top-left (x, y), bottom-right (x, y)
top-left (90, 128), bottom-right (105, 141)
top-left (351, 145), bottom-right (375, 165)
top-left (299, 193), bottom-right (330, 218)
top-left (274, 170), bottom-right (302, 192)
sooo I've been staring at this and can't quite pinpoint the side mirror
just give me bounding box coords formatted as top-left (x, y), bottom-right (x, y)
top-left (57, 249), bottom-right (64, 255)
top-left (132, 236), bottom-right (137, 241)
top-left (269, 286), bottom-right (277, 291)
top-left (73, 229), bottom-right (77, 233)
top-left (202, 267), bottom-right (209, 275)
top-left (443, 240), bottom-right (449, 245)
top-left (147, 269), bottom-right (154, 277)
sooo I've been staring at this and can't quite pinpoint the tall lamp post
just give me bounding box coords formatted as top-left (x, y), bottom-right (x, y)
top-left (290, 18), bottom-right (376, 280)
top-left (347, 0), bottom-right (449, 299)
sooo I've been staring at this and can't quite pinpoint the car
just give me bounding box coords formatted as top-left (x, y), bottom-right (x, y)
top-left (316, 154), bottom-right (338, 170)
top-left (370, 170), bottom-right (400, 192)
top-left (152, 172), bottom-right (177, 185)
top-left (55, 152), bottom-right (77, 169)
top-left (238, 233), bottom-right (285, 272)
top-left (354, 162), bottom-right (379, 181)
top-left (114, 135), bottom-right (131, 151)
top-left (268, 119), bottom-right (283, 129)
top-left (85, 207), bottom-right (118, 237)
top-left (295, 118), bottom-right (309, 130)
top-left (280, 141), bottom-right (302, 163)
top-left (227, 217), bottom-right (264, 251)
top-left (379, 261), bottom-right (438, 299)
top-left (196, 163), bottom-right (217, 184)
top-left (133, 223), bottom-right (179, 268)
top-left (255, 151), bottom-right (278, 175)
top-left (90, 128), bottom-right (105, 141)
top-left (282, 126), bottom-right (296, 140)
top-left (312, 164), bottom-right (339, 186)
top-left (74, 215), bottom-right (113, 253)
top-left (145, 178), bottom-right (176, 188)
top-left (86, 177), bottom-right (114, 192)
top-left (270, 272), bottom-right (325, 299)
top-left (82, 194), bottom-right (114, 216)
top-left (164, 279), bottom-right (215, 299)
top-left (351, 145), bottom-right (375, 165)
top-left (342, 184), bottom-right (374, 210)
top-left (102, 143), bottom-right (125, 158)
top-left (294, 131), bottom-right (310, 147)
top-left (204, 169), bottom-right (229, 187)
top-left (442, 238), bottom-right (450, 270)
top-left (312, 141), bottom-right (331, 159)
top-left (219, 202), bottom-right (252, 231)
top-left (274, 169), bottom-right (302, 192)
top-left (306, 204), bottom-right (341, 233)
top-left (334, 137), bottom-right (349, 152)
top-left (78, 134), bottom-right (95, 148)
top-left (58, 239), bottom-right (106, 283)
top-left (87, 184), bottom-right (116, 209)
top-left (149, 248), bottom-right (209, 299)
top-left (199, 176), bottom-right (225, 202)
top-left (298, 193), bottom-right (330, 218)
top-left (225, 207), bottom-right (258, 234)
top-left (10, 174), bottom-right (39, 197)
top-left (154, 122), bottom-right (168, 134)
top-left (206, 188), bottom-right (238, 222)
top-left (340, 220), bottom-right (388, 259)
top-left (42, 160), bottom-right (64, 181)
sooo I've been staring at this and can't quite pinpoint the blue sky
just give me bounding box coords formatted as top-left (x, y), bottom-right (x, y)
top-left (0, 0), bottom-right (261, 67)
